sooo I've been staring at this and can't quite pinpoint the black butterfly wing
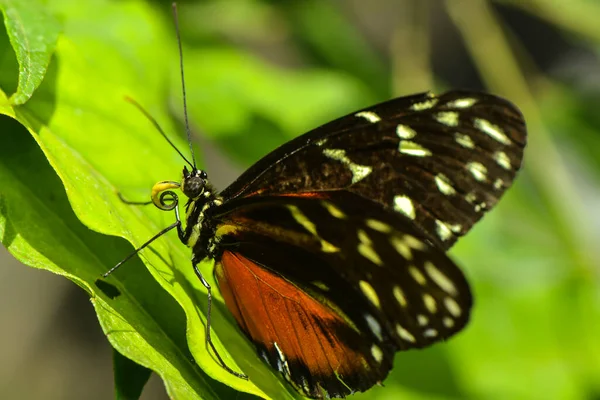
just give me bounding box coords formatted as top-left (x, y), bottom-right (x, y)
top-left (210, 191), bottom-right (472, 398)
top-left (220, 91), bottom-right (526, 250)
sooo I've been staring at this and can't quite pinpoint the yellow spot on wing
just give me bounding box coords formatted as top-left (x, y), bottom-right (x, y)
top-left (312, 281), bottom-right (330, 291)
top-left (396, 324), bottom-right (416, 343)
top-left (393, 285), bottom-right (407, 307)
top-left (425, 262), bottom-right (458, 296)
top-left (409, 266), bottom-right (427, 285)
top-left (444, 297), bottom-right (462, 317)
top-left (390, 236), bottom-right (413, 260)
top-left (366, 219), bottom-right (392, 233)
top-left (423, 294), bottom-right (437, 313)
top-left (371, 344), bottom-right (383, 363)
top-left (322, 201), bottom-right (346, 219)
top-left (287, 205), bottom-right (317, 235)
top-left (287, 205), bottom-right (339, 253)
top-left (359, 280), bottom-right (381, 308)
top-left (358, 229), bottom-right (383, 266)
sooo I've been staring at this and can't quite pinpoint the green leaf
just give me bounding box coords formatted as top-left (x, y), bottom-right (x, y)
top-left (113, 349), bottom-right (152, 400)
top-left (0, 109), bottom-right (232, 399)
top-left (0, 1), bottom-right (299, 398)
top-left (0, 0), bottom-right (60, 104)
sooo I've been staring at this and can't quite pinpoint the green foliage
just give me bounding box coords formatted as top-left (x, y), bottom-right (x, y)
top-left (1, 0), bottom-right (599, 400)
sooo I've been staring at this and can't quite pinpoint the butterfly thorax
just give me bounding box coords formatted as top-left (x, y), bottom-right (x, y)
top-left (177, 167), bottom-right (223, 263)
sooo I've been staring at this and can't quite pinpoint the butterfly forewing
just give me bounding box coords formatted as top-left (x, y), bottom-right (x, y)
top-left (209, 192), bottom-right (472, 398)
top-left (221, 91), bottom-right (526, 250)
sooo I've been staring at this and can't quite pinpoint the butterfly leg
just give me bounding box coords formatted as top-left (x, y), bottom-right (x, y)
top-left (192, 260), bottom-right (248, 380)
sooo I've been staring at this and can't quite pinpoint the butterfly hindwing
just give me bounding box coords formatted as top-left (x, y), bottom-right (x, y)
top-left (210, 191), bottom-right (472, 398)
top-left (221, 91), bottom-right (526, 250)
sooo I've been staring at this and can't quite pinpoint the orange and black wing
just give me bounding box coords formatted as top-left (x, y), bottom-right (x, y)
top-left (221, 90), bottom-right (526, 250)
top-left (210, 191), bottom-right (472, 398)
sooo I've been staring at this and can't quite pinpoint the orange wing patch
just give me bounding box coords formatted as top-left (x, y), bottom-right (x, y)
top-left (215, 250), bottom-right (382, 398)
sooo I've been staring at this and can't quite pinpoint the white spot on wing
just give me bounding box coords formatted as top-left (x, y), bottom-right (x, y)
top-left (423, 328), bottom-right (438, 338)
top-left (466, 161), bottom-right (488, 182)
top-left (444, 297), bottom-right (462, 317)
top-left (435, 111), bottom-right (460, 127)
top-left (435, 219), bottom-right (453, 241)
top-left (446, 98), bottom-right (477, 108)
top-left (355, 111), bottom-right (381, 123)
top-left (274, 342), bottom-right (285, 362)
top-left (393, 195), bottom-right (416, 219)
top-left (396, 124), bottom-right (417, 139)
top-left (494, 151), bottom-right (512, 170)
top-left (443, 317), bottom-right (455, 328)
top-left (398, 141), bottom-right (432, 157)
top-left (322, 148), bottom-right (372, 184)
top-left (365, 314), bottom-right (383, 341)
top-left (455, 132), bottom-right (475, 148)
top-left (410, 97), bottom-right (438, 111)
top-left (435, 173), bottom-right (456, 196)
top-left (474, 118), bottom-right (511, 145)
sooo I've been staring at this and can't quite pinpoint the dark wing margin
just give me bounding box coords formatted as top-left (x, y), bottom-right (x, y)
top-left (210, 192), bottom-right (472, 398)
top-left (220, 90), bottom-right (526, 250)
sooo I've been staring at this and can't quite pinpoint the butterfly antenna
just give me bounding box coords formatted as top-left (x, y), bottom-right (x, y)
top-left (125, 96), bottom-right (194, 169)
top-left (172, 2), bottom-right (197, 170)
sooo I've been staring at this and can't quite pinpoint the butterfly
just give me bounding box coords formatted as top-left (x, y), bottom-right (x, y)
top-left (105, 88), bottom-right (526, 398)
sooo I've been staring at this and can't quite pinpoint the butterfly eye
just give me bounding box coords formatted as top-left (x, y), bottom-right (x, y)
top-left (181, 170), bottom-right (206, 199)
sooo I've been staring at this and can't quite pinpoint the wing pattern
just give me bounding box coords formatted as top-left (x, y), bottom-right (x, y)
top-left (221, 91), bottom-right (526, 250)
top-left (210, 191), bottom-right (472, 398)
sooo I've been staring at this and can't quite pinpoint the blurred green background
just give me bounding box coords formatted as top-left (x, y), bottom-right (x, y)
top-left (1, 0), bottom-right (599, 399)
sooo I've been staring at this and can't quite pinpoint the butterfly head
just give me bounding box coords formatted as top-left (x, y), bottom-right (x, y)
top-left (181, 166), bottom-right (208, 200)
top-left (149, 167), bottom-right (210, 212)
